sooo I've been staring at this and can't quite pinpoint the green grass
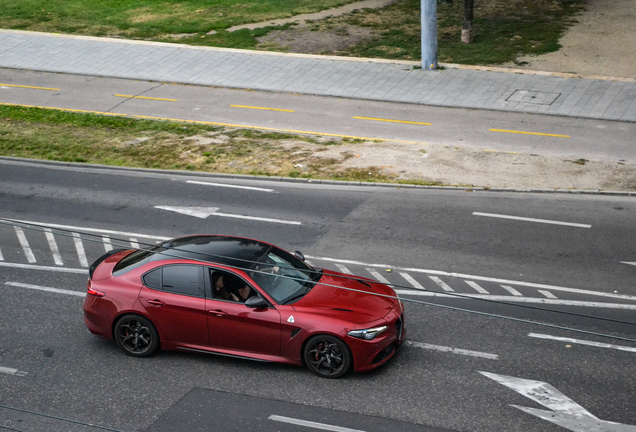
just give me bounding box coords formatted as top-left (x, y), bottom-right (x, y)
top-left (0, 0), bottom-right (357, 37)
top-left (332, 0), bottom-right (585, 64)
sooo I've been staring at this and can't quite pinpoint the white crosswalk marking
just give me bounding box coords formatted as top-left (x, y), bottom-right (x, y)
top-left (366, 268), bottom-right (391, 284)
top-left (102, 235), bottom-right (113, 252)
top-left (129, 238), bottom-right (140, 249)
top-left (501, 285), bottom-right (522, 296)
top-left (465, 280), bottom-right (489, 294)
top-left (72, 232), bottom-right (89, 267)
top-left (400, 272), bottom-right (425, 290)
top-left (335, 264), bottom-right (353, 274)
top-left (538, 290), bottom-right (558, 299)
top-left (14, 226), bottom-right (36, 263)
top-left (429, 276), bottom-right (454, 292)
top-left (44, 228), bottom-right (63, 266)
top-left (0, 245), bottom-right (4, 261)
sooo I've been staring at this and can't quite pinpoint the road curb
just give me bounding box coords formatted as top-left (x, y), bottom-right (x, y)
top-left (2, 156), bottom-right (634, 196)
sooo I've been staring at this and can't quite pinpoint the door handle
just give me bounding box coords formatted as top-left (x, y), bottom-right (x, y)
top-left (208, 309), bottom-right (227, 317)
top-left (147, 299), bottom-right (165, 306)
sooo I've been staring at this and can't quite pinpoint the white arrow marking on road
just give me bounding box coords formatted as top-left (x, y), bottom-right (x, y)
top-left (621, 262), bottom-right (636, 267)
top-left (155, 205), bottom-right (301, 225)
top-left (481, 371), bottom-right (636, 432)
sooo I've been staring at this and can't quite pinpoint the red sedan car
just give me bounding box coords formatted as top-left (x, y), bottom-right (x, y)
top-left (83, 235), bottom-right (405, 378)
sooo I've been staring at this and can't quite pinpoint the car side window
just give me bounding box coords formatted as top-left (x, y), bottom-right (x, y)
top-left (162, 265), bottom-right (203, 297)
top-left (142, 268), bottom-right (162, 290)
top-left (210, 269), bottom-right (256, 303)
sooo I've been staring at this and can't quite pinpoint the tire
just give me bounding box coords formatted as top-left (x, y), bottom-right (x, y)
top-left (303, 335), bottom-right (352, 378)
top-left (114, 314), bottom-right (160, 357)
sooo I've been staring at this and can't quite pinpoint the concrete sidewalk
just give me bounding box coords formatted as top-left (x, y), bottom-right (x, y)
top-left (1, 29), bottom-right (636, 122)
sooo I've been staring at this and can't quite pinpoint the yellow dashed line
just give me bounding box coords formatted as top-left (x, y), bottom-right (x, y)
top-left (114, 94), bottom-right (177, 102)
top-left (0, 102), bottom-right (127, 116)
top-left (229, 104), bottom-right (295, 113)
top-left (0, 83), bottom-right (60, 91)
top-left (483, 149), bottom-right (519, 154)
top-left (353, 116), bottom-right (432, 126)
top-left (490, 128), bottom-right (570, 138)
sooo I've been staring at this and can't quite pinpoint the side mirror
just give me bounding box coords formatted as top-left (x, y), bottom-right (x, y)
top-left (294, 251), bottom-right (305, 262)
top-left (245, 296), bottom-right (269, 309)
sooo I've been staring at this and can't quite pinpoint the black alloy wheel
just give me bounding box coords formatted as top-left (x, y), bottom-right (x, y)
top-left (304, 335), bottom-right (352, 378)
top-left (114, 315), bottom-right (159, 357)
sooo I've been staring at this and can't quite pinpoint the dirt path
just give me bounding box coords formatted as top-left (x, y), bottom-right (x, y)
top-left (505, 0), bottom-right (636, 79)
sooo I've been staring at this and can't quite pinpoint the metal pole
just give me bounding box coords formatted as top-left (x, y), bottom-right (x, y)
top-left (421, 0), bottom-right (438, 70)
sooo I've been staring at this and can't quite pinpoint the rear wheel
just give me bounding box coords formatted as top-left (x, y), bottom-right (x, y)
top-left (114, 315), bottom-right (159, 357)
top-left (304, 335), bottom-right (351, 378)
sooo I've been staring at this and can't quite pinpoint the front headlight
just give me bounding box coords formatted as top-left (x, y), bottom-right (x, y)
top-left (347, 325), bottom-right (388, 340)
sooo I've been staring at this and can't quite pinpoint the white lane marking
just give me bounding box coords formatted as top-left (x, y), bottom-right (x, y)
top-left (155, 205), bottom-right (301, 225)
top-left (268, 415), bottom-right (366, 432)
top-left (395, 289), bottom-right (636, 309)
top-left (407, 341), bottom-right (498, 360)
top-left (0, 245), bottom-right (4, 261)
top-left (72, 232), bottom-right (89, 267)
top-left (14, 226), bottom-right (36, 263)
top-left (102, 235), bottom-right (113, 252)
top-left (528, 333), bottom-right (636, 353)
top-left (44, 228), bottom-right (63, 266)
top-left (538, 290), bottom-right (558, 299)
top-left (621, 261), bottom-right (636, 267)
top-left (5, 282), bottom-right (85, 297)
top-left (472, 212), bottom-right (592, 228)
top-left (481, 372), bottom-right (636, 432)
top-left (429, 276), bottom-right (454, 292)
top-left (501, 285), bottom-right (522, 296)
top-left (306, 255), bottom-right (636, 302)
top-left (187, 180), bottom-right (275, 193)
top-left (0, 262), bottom-right (86, 273)
top-left (466, 280), bottom-right (489, 294)
top-left (400, 272), bottom-right (425, 290)
top-left (0, 366), bottom-right (27, 377)
top-left (335, 264), bottom-right (352, 274)
top-left (129, 238), bottom-right (140, 249)
top-left (8, 219), bottom-right (170, 241)
top-left (366, 268), bottom-right (391, 284)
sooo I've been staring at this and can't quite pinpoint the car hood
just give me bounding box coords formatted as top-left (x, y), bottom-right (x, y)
top-left (292, 269), bottom-right (398, 324)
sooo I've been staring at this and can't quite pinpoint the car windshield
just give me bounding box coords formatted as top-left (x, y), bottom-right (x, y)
top-left (248, 247), bottom-right (321, 304)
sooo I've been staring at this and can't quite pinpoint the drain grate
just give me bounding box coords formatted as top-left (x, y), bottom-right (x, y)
top-left (507, 90), bottom-right (561, 105)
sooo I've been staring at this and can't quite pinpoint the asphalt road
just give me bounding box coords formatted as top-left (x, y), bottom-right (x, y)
top-left (1, 160), bottom-right (635, 432)
top-left (1, 68), bottom-right (635, 163)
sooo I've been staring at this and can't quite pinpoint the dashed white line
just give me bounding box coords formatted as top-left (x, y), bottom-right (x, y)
top-left (400, 272), bottom-right (425, 290)
top-left (0, 262), bottom-right (86, 273)
top-left (187, 180), bottom-right (275, 193)
top-left (0, 366), bottom-right (27, 377)
top-left (538, 290), bottom-right (558, 299)
top-left (72, 232), bottom-right (88, 267)
top-left (406, 341), bottom-right (499, 360)
top-left (44, 228), bottom-right (63, 266)
top-left (429, 276), bottom-right (454, 292)
top-left (335, 264), bottom-right (353, 274)
top-left (102, 235), bottom-right (113, 252)
top-left (5, 281), bottom-right (85, 297)
top-left (366, 268), bottom-right (391, 284)
top-left (472, 212), bottom-right (592, 228)
top-left (14, 226), bottom-right (36, 263)
top-left (268, 415), bottom-right (366, 432)
top-left (501, 285), bottom-right (523, 296)
top-left (0, 245), bottom-right (4, 261)
top-left (528, 333), bottom-right (636, 353)
top-left (129, 238), bottom-right (140, 249)
top-left (466, 280), bottom-right (489, 294)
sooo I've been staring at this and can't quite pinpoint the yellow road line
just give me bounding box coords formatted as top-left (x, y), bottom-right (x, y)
top-left (353, 116), bottom-right (432, 126)
top-left (489, 128), bottom-right (570, 138)
top-left (229, 104), bottom-right (295, 113)
top-left (132, 115), bottom-right (419, 143)
top-left (482, 149), bottom-right (519, 154)
top-left (0, 83), bottom-right (60, 91)
top-left (0, 102), bottom-right (127, 116)
top-left (114, 94), bottom-right (177, 102)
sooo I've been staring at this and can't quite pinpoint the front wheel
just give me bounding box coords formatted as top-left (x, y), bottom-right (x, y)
top-left (304, 335), bottom-right (352, 378)
top-left (114, 314), bottom-right (159, 357)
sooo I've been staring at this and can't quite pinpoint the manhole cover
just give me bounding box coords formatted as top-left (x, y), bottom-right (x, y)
top-left (507, 90), bottom-right (561, 105)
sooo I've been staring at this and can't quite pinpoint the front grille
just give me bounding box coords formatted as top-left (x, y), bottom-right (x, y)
top-left (372, 342), bottom-right (396, 364)
top-left (395, 315), bottom-right (403, 340)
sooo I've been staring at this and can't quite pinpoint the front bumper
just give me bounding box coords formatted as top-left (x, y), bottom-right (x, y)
top-left (349, 313), bottom-right (405, 372)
